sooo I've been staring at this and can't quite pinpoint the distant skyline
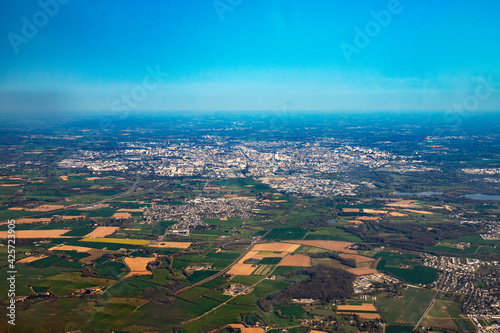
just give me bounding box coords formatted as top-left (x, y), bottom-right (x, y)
top-left (1, 0), bottom-right (499, 113)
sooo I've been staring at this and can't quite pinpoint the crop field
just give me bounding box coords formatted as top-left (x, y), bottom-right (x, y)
top-left (252, 264), bottom-right (274, 275)
top-left (17, 255), bottom-right (48, 263)
top-left (84, 226), bottom-right (120, 237)
top-left (377, 260), bottom-right (440, 284)
top-left (257, 257), bottom-right (282, 265)
top-left (263, 227), bottom-right (308, 240)
top-left (377, 288), bottom-right (436, 325)
top-left (80, 237), bottom-right (150, 245)
top-left (275, 305), bottom-right (310, 319)
top-left (149, 241), bottom-right (192, 249)
top-left (278, 254), bottom-right (312, 267)
top-left (49, 245), bottom-right (93, 252)
top-left (0, 229), bottom-right (70, 238)
top-left (123, 257), bottom-right (156, 277)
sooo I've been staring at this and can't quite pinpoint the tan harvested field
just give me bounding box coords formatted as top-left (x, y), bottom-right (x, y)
top-left (117, 208), bottom-right (144, 212)
top-left (85, 226), bottom-right (119, 238)
top-left (81, 249), bottom-right (112, 264)
top-left (228, 250), bottom-right (259, 275)
top-left (278, 254), bottom-right (312, 267)
top-left (404, 209), bottom-right (435, 215)
top-left (228, 264), bottom-right (257, 275)
top-left (1, 184), bottom-right (20, 187)
top-left (149, 241), bottom-right (192, 249)
top-left (363, 209), bottom-right (388, 214)
top-left (49, 245), bottom-right (93, 253)
top-left (388, 212), bottom-right (408, 217)
top-left (7, 207), bottom-right (24, 210)
top-left (112, 212), bottom-right (132, 219)
top-left (227, 324), bottom-right (264, 333)
top-left (59, 176), bottom-right (69, 181)
top-left (17, 256), bottom-right (48, 264)
top-left (342, 208), bottom-right (360, 212)
top-left (340, 254), bottom-right (376, 263)
top-left (283, 240), bottom-right (357, 254)
top-left (357, 216), bottom-right (381, 221)
top-left (310, 331), bottom-right (329, 333)
top-left (27, 205), bottom-right (66, 212)
top-left (0, 217), bottom-right (51, 225)
top-left (337, 303), bottom-right (377, 311)
top-left (253, 243), bottom-right (300, 252)
top-left (0, 230), bottom-right (69, 238)
top-left (124, 257), bottom-right (156, 278)
top-left (346, 267), bottom-right (378, 275)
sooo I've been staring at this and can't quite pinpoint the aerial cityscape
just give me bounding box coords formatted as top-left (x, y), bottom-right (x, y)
top-left (1, 1), bottom-right (500, 333)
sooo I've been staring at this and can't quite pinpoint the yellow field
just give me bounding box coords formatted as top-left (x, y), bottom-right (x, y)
top-left (117, 208), bottom-right (144, 212)
top-left (80, 237), bottom-right (150, 245)
top-left (124, 257), bottom-right (157, 278)
top-left (0, 230), bottom-right (69, 238)
top-left (149, 241), bottom-right (191, 249)
top-left (84, 226), bottom-right (119, 238)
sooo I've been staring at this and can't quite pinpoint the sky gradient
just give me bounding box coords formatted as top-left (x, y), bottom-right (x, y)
top-left (1, 0), bottom-right (499, 113)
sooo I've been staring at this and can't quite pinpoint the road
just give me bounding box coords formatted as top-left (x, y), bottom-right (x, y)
top-left (413, 274), bottom-right (445, 330)
top-left (173, 198), bottom-right (298, 296)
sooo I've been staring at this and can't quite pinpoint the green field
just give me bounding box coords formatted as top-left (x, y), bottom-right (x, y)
top-left (377, 288), bottom-right (436, 326)
top-left (263, 227), bottom-right (308, 240)
top-left (377, 260), bottom-right (440, 284)
top-left (274, 305), bottom-right (310, 319)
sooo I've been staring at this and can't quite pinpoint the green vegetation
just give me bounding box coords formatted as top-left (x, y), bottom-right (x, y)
top-left (377, 288), bottom-right (436, 326)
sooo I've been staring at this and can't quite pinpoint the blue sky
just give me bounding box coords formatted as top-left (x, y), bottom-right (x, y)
top-left (0, 0), bottom-right (499, 113)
